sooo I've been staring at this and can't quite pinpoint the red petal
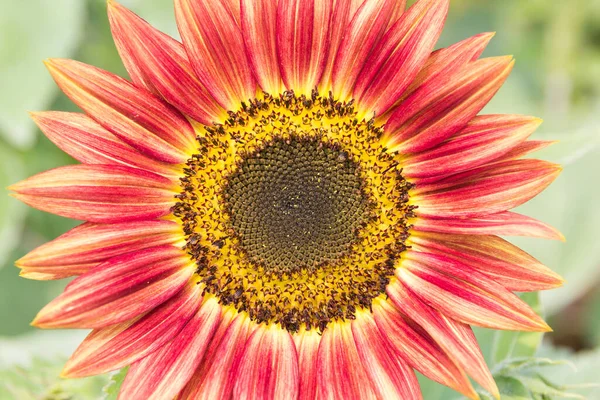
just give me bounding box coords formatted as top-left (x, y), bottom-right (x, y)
top-left (410, 232), bottom-right (564, 292)
top-left (354, 0), bottom-right (449, 116)
top-left (179, 313), bottom-right (256, 400)
top-left (372, 299), bottom-right (477, 399)
top-left (387, 280), bottom-right (499, 397)
top-left (413, 211), bottom-right (564, 241)
top-left (398, 252), bottom-right (551, 331)
top-left (45, 59), bottom-right (195, 163)
top-left (16, 220), bottom-right (181, 279)
top-left (414, 159), bottom-right (562, 218)
top-left (317, 322), bottom-right (378, 399)
top-left (494, 140), bottom-right (556, 162)
top-left (31, 112), bottom-right (179, 176)
top-left (233, 325), bottom-right (300, 399)
top-left (352, 311), bottom-right (422, 399)
top-left (175, 0), bottom-right (256, 110)
top-left (62, 282), bottom-right (201, 377)
top-left (32, 246), bottom-right (193, 329)
top-left (386, 56), bottom-right (514, 153)
top-left (277, 0), bottom-right (332, 95)
top-left (403, 115), bottom-right (541, 180)
top-left (241, 0), bottom-right (283, 94)
top-left (118, 297), bottom-right (222, 400)
top-left (10, 165), bottom-right (176, 223)
top-left (108, 1), bottom-right (225, 125)
top-left (319, 0), bottom-right (365, 92)
top-left (293, 329), bottom-right (320, 400)
top-left (331, 0), bottom-right (397, 101)
top-left (401, 32), bottom-right (494, 102)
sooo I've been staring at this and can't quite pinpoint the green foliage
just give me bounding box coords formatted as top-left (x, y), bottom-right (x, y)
top-left (0, 358), bottom-right (108, 400)
top-left (0, 0), bottom-right (85, 149)
top-left (102, 368), bottom-right (128, 400)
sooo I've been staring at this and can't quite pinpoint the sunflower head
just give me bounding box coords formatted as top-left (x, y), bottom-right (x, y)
top-left (10, 0), bottom-right (564, 398)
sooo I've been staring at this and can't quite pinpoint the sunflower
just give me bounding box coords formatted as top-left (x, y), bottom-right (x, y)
top-left (10, 0), bottom-right (564, 398)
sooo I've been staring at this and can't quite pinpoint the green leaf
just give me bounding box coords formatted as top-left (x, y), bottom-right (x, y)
top-left (536, 345), bottom-right (600, 399)
top-left (103, 368), bottom-right (128, 400)
top-left (0, 0), bottom-right (85, 149)
top-left (495, 376), bottom-right (531, 400)
top-left (475, 292), bottom-right (545, 367)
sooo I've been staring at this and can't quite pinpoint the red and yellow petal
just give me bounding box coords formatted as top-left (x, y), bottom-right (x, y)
top-left (386, 56), bottom-right (514, 153)
top-left (317, 321), bottom-right (378, 399)
top-left (108, 0), bottom-right (225, 125)
top-left (354, 0), bottom-right (449, 117)
top-left (241, 0), bottom-right (283, 94)
top-left (32, 246), bottom-right (194, 329)
top-left (118, 297), bottom-right (222, 400)
top-left (44, 59), bottom-right (196, 163)
top-left (372, 298), bottom-right (477, 399)
top-left (402, 115), bottom-right (541, 180)
top-left (277, 0), bottom-right (332, 95)
top-left (293, 329), bottom-right (320, 400)
top-left (387, 280), bottom-right (499, 398)
top-left (233, 324), bottom-right (299, 399)
top-left (31, 112), bottom-right (180, 177)
top-left (16, 220), bottom-right (181, 280)
top-left (413, 211), bottom-right (564, 241)
top-left (175, 0), bottom-right (256, 110)
top-left (9, 165), bottom-right (176, 223)
top-left (398, 251), bottom-right (551, 331)
top-left (414, 159), bottom-right (562, 218)
top-left (62, 282), bottom-right (202, 377)
top-left (318, 0), bottom-right (364, 93)
top-left (331, 0), bottom-right (397, 101)
top-left (410, 232), bottom-right (564, 292)
top-left (352, 310), bottom-right (422, 400)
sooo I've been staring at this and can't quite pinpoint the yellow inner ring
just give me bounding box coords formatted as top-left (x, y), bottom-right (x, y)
top-left (174, 91), bottom-right (414, 332)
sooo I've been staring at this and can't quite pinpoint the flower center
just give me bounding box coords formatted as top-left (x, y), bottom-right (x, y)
top-left (222, 137), bottom-right (372, 274)
top-left (174, 91), bottom-right (415, 333)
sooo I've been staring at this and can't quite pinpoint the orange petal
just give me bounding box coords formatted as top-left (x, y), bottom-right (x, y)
top-left (45, 58), bottom-right (195, 163)
top-left (108, 0), bottom-right (225, 125)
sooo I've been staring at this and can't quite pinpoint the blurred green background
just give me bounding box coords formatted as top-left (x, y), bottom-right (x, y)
top-left (1, 0), bottom-right (599, 398)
